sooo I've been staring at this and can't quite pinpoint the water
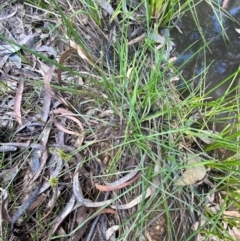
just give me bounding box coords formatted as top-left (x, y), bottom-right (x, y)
top-left (170, 0), bottom-right (240, 100)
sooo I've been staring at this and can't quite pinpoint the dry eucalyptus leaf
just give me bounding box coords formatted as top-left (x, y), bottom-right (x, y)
top-left (0, 44), bottom-right (20, 55)
top-left (51, 108), bottom-right (84, 133)
top-left (111, 187), bottom-right (152, 210)
top-left (127, 67), bottom-right (133, 79)
top-left (223, 211), bottom-right (240, 218)
top-left (197, 130), bottom-right (220, 144)
top-left (0, 55), bottom-right (10, 69)
top-left (106, 225), bottom-right (119, 240)
top-left (47, 195), bottom-right (75, 240)
top-left (0, 188), bottom-right (12, 223)
top-left (97, 0), bottom-right (114, 15)
top-left (236, 28), bottom-right (240, 34)
top-left (73, 172), bottom-right (85, 204)
top-left (95, 173), bottom-right (140, 192)
top-left (14, 79), bottom-right (24, 125)
top-left (11, 185), bottom-right (41, 231)
top-left (9, 54), bottom-right (21, 68)
top-left (0, 34), bottom-right (39, 56)
top-left (191, 218), bottom-right (206, 231)
top-left (69, 40), bottom-right (95, 66)
top-left (0, 166), bottom-right (18, 182)
top-left (222, 0), bottom-right (230, 9)
top-left (147, 32), bottom-right (166, 44)
top-left (36, 45), bottom-right (57, 56)
top-left (174, 155), bottom-right (206, 186)
top-left (41, 66), bottom-right (54, 122)
top-left (30, 148), bottom-right (41, 173)
top-left (229, 226), bottom-right (240, 240)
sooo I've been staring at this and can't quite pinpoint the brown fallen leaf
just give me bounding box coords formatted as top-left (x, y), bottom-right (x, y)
top-left (128, 33), bottom-right (146, 45)
top-left (57, 48), bottom-right (75, 86)
top-left (52, 108), bottom-right (84, 132)
top-left (29, 193), bottom-right (46, 211)
top-left (51, 107), bottom-right (85, 137)
top-left (53, 117), bottom-right (80, 136)
top-left (14, 79), bottom-right (24, 125)
top-left (69, 40), bottom-right (97, 66)
top-left (41, 66), bottom-right (55, 122)
top-left (95, 173), bottom-right (140, 192)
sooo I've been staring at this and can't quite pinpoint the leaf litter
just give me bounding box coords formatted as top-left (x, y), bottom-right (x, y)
top-left (174, 154), bottom-right (207, 186)
top-left (0, 0), bottom-right (239, 240)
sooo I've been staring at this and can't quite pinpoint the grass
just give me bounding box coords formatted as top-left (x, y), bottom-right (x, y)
top-left (1, 0), bottom-right (240, 240)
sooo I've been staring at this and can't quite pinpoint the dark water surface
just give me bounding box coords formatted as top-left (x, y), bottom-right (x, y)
top-left (170, 0), bottom-right (240, 100)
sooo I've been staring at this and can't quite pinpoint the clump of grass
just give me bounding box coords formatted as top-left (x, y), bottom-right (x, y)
top-left (1, 0), bottom-right (240, 240)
